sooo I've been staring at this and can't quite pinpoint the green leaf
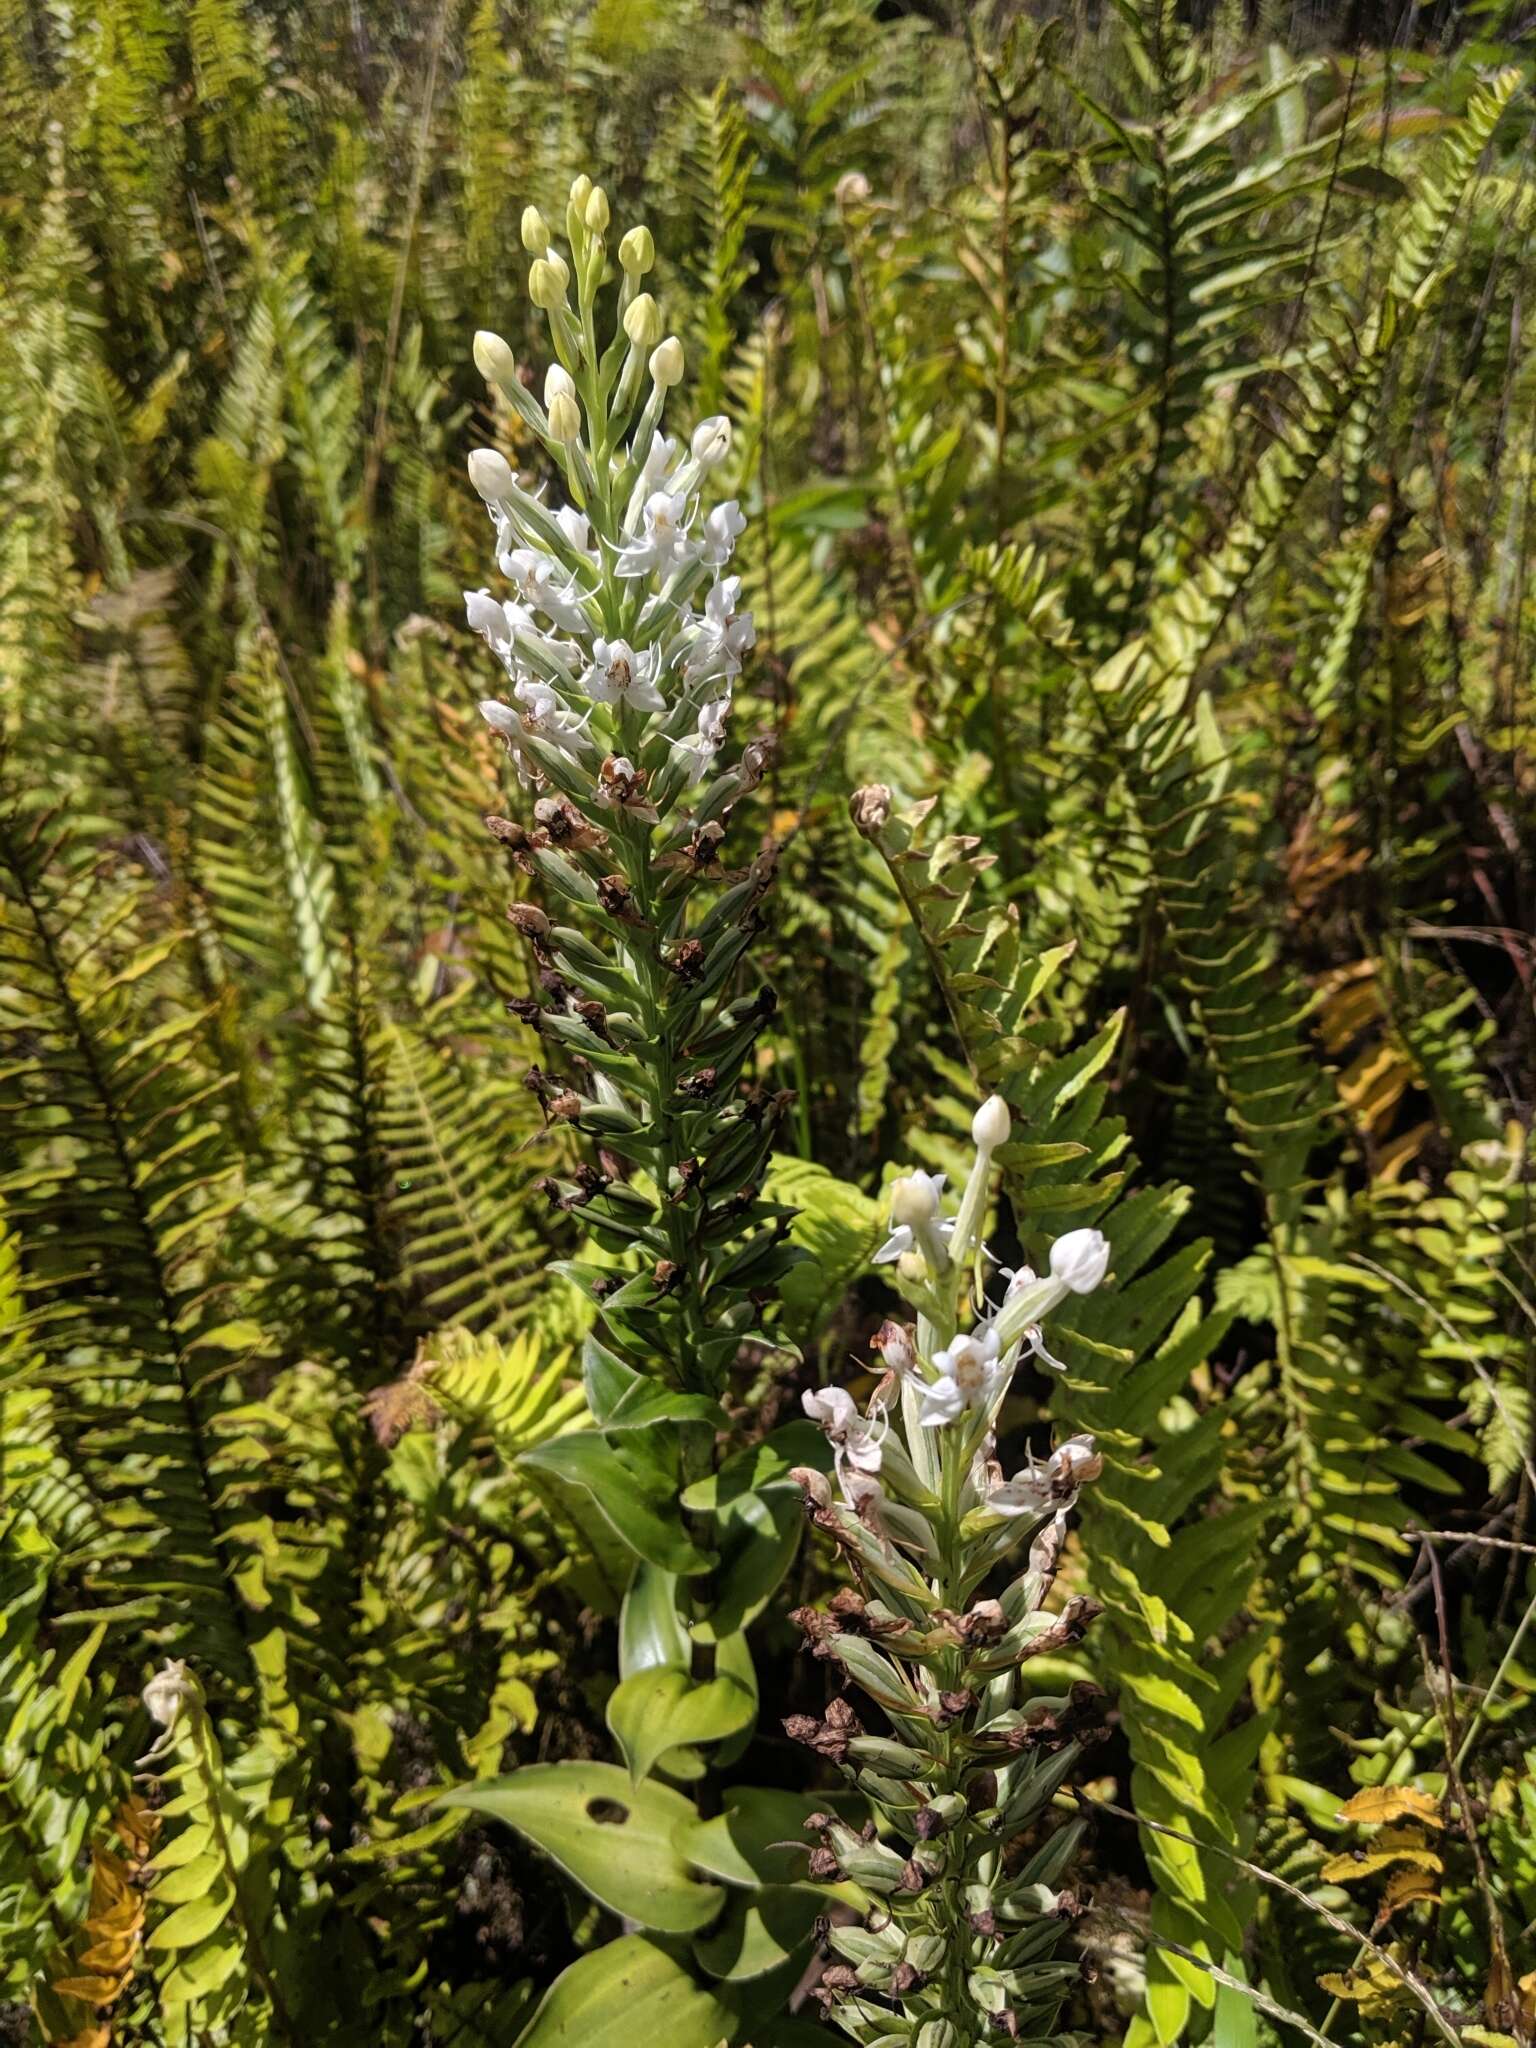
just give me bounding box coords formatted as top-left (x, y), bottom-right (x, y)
top-left (147, 1886), bottom-right (236, 1950)
top-left (519, 1432), bottom-right (715, 1575)
top-left (692, 1483), bottom-right (801, 1641)
top-left (680, 1786), bottom-right (837, 1888)
top-left (510, 1934), bottom-right (740, 2048)
top-left (679, 1422), bottom-right (831, 1509)
top-left (582, 1334), bottom-right (639, 1424)
top-left (438, 1763), bottom-right (724, 1934)
top-left (618, 1562), bottom-right (691, 1678)
top-left (607, 1667), bottom-right (755, 1785)
top-left (693, 1885), bottom-right (822, 1983)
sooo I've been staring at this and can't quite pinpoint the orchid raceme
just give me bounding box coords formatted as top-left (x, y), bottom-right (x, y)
top-left (462, 178), bottom-right (791, 1405)
top-left (433, 178), bottom-right (872, 2048)
top-left (790, 1096), bottom-right (1115, 2043)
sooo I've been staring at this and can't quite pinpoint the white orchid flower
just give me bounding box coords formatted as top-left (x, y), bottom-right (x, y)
top-left (701, 499), bottom-right (746, 567)
top-left (616, 489), bottom-right (697, 579)
top-left (918, 1324), bottom-right (1003, 1429)
top-left (582, 637), bottom-right (666, 714)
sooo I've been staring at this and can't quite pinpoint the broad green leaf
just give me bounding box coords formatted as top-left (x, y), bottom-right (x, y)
top-left (691, 1484), bottom-right (801, 1642)
top-left (694, 1885), bottom-right (823, 1982)
top-left (511, 1934), bottom-right (739, 2048)
top-left (438, 1763), bottom-right (724, 1934)
top-left (581, 1334), bottom-right (640, 1424)
top-left (519, 1433), bottom-right (715, 1575)
top-left (619, 1562), bottom-right (691, 1678)
top-left (680, 1422), bottom-right (830, 1509)
top-left (607, 1666), bottom-right (755, 1785)
top-left (680, 1786), bottom-right (841, 1888)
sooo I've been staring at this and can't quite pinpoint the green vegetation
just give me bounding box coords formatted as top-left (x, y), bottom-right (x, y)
top-left (0, 3), bottom-right (1531, 2046)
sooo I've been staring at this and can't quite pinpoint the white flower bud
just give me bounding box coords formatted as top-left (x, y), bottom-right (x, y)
top-left (544, 363), bottom-right (576, 407)
top-left (889, 1172), bottom-right (941, 1227)
top-left (547, 391), bottom-right (581, 444)
top-left (467, 447), bottom-right (516, 503)
top-left (623, 293), bottom-right (662, 349)
top-left (528, 251), bottom-right (569, 310)
top-left (649, 336), bottom-right (684, 388)
top-left (691, 415), bottom-right (732, 467)
top-left (619, 224), bottom-right (654, 275)
top-left (569, 173), bottom-right (593, 211)
top-left (143, 1659), bottom-right (195, 1730)
top-left (479, 698), bottom-right (522, 737)
top-left (1048, 1227), bottom-right (1110, 1295)
top-left (972, 1094), bottom-right (1011, 1152)
top-left (473, 330), bottom-right (517, 388)
top-left (520, 204), bottom-right (550, 254)
top-left (584, 185), bottom-right (610, 232)
top-left (836, 170), bottom-right (872, 208)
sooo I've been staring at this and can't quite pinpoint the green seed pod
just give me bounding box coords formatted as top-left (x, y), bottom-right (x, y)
top-left (846, 1736), bottom-right (936, 1776)
top-left (902, 1933), bottom-right (947, 1975)
top-left (827, 1927), bottom-right (904, 1967)
top-left (965, 1968), bottom-right (1011, 2015)
top-left (856, 1769), bottom-right (923, 1810)
top-left (836, 1840), bottom-right (911, 1893)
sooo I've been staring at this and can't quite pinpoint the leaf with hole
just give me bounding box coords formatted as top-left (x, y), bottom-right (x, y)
top-left (438, 1763), bottom-right (723, 1933)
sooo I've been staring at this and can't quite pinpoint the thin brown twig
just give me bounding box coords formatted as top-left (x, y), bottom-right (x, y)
top-left (1406, 1526), bottom-right (1536, 1558)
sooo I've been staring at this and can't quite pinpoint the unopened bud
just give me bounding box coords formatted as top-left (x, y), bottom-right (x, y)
top-left (584, 184), bottom-right (610, 232)
top-left (836, 169), bottom-right (872, 209)
top-left (544, 364), bottom-right (576, 407)
top-left (691, 414), bottom-right (732, 466)
top-left (649, 336), bottom-right (684, 388)
top-left (889, 1172), bottom-right (940, 1227)
top-left (520, 204), bottom-right (550, 254)
top-left (528, 254), bottom-right (568, 310)
top-left (1048, 1227), bottom-right (1110, 1295)
top-left (623, 293), bottom-right (662, 349)
top-left (547, 392), bottom-right (581, 444)
top-left (619, 224), bottom-right (654, 275)
top-left (473, 329), bottom-right (517, 388)
top-left (972, 1094), bottom-right (1011, 1152)
top-left (569, 173), bottom-right (592, 210)
top-left (467, 447), bottom-right (516, 503)
top-left (479, 698), bottom-right (522, 738)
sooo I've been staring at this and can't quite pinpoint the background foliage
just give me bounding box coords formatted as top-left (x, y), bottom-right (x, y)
top-left (0, 1), bottom-right (1532, 2044)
